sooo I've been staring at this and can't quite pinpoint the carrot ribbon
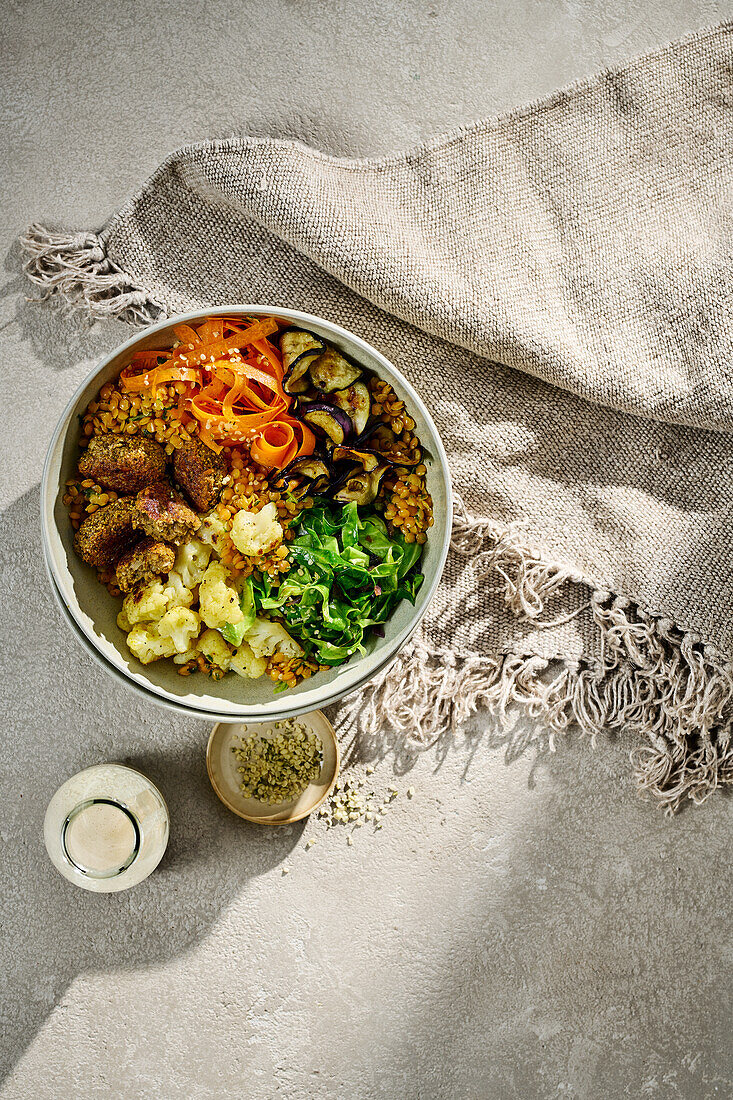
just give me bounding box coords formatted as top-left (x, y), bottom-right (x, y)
top-left (119, 316), bottom-right (314, 469)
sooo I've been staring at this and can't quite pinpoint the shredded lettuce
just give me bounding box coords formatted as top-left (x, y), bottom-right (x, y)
top-left (250, 501), bottom-right (424, 666)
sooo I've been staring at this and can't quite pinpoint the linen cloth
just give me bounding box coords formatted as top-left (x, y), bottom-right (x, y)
top-left (22, 22), bottom-right (733, 810)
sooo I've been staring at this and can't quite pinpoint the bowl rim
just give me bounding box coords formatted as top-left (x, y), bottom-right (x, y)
top-left (41, 304), bottom-right (452, 719)
top-left (206, 713), bottom-right (340, 824)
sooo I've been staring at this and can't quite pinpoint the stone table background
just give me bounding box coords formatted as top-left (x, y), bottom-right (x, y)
top-left (1, 1), bottom-right (731, 1097)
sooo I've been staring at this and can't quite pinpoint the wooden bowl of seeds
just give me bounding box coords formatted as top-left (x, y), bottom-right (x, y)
top-left (206, 710), bottom-right (340, 824)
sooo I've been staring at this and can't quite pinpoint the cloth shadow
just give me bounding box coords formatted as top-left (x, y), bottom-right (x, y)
top-left (0, 484), bottom-right (303, 1083)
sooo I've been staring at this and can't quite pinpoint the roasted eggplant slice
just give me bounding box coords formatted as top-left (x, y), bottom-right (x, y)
top-left (300, 403), bottom-right (352, 445)
top-left (293, 390), bottom-right (320, 411)
top-left (332, 460), bottom-right (391, 506)
top-left (331, 381), bottom-right (370, 435)
top-left (280, 330), bottom-right (326, 394)
top-left (309, 349), bottom-right (363, 393)
top-left (278, 455), bottom-right (332, 494)
top-left (332, 446), bottom-right (384, 473)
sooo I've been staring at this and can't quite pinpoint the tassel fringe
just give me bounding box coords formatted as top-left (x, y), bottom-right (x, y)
top-left (341, 502), bottom-right (733, 814)
top-left (19, 223), bottom-right (166, 326)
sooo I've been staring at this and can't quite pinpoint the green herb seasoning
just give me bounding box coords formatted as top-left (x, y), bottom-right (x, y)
top-left (232, 721), bottom-right (323, 804)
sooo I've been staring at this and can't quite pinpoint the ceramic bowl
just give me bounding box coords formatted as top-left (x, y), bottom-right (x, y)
top-left (42, 305), bottom-right (452, 721)
top-left (206, 712), bottom-right (340, 824)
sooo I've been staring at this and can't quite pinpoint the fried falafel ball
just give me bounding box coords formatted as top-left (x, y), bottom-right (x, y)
top-left (73, 497), bottom-right (137, 570)
top-left (172, 438), bottom-right (226, 512)
top-left (115, 537), bottom-right (176, 593)
top-left (133, 482), bottom-right (201, 543)
top-left (77, 434), bottom-right (168, 493)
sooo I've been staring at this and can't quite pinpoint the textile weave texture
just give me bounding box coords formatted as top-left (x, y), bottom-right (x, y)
top-left (22, 22), bottom-right (733, 810)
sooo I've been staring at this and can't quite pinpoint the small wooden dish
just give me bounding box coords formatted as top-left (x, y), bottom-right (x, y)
top-left (206, 711), bottom-right (340, 824)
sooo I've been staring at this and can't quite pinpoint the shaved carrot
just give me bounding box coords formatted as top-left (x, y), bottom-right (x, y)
top-left (172, 323), bottom-right (202, 346)
top-left (120, 316), bottom-right (310, 470)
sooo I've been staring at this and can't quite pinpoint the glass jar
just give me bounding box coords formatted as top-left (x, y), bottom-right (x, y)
top-left (44, 764), bottom-right (169, 893)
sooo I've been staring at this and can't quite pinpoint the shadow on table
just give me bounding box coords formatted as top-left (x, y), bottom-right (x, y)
top-left (0, 485), bottom-right (304, 1084)
top-left (335, 737), bottom-right (733, 1100)
top-left (2, 240), bottom-right (128, 374)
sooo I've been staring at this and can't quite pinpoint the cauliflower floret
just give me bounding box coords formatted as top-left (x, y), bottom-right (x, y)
top-left (163, 569), bottom-right (194, 610)
top-left (199, 561), bottom-right (244, 630)
top-left (173, 645), bottom-right (199, 666)
top-left (122, 580), bottom-right (170, 626)
top-left (244, 617), bottom-right (303, 660)
top-left (156, 606), bottom-right (201, 654)
top-left (126, 623), bottom-right (177, 664)
top-left (198, 628), bottom-right (233, 672)
top-left (197, 512), bottom-right (227, 552)
top-left (230, 641), bottom-right (268, 680)
top-left (174, 538), bottom-right (212, 588)
top-left (230, 502), bottom-right (283, 558)
top-left (117, 607), bottom-right (132, 633)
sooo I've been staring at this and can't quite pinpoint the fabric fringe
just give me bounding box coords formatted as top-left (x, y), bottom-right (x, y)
top-left (341, 503), bottom-right (733, 813)
top-left (19, 223), bottom-right (166, 326)
top-left (451, 497), bottom-right (589, 625)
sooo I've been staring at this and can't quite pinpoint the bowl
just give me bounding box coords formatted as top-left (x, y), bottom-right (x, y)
top-left (206, 712), bottom-right (340, 824)
top-left (42, 305), bottom-right (452, 721)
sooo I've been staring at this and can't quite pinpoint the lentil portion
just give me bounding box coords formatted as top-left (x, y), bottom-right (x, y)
top-left (367, 377), bottom-right (434, 544)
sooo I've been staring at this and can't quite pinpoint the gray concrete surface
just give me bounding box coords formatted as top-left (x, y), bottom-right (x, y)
top-left (2, 2), bottom-right (732, 1097)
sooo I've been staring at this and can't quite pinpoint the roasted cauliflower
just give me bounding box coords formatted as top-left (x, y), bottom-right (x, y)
top-left (230, 641), bottom-right (268, 680)
top-left (156, 606), bottom-right (201, 654)
top-left (175, 538), bottom-right (212, 588)
top-left (230, 502), bottom-right (283, 558)
top-left (198, 628), bottom-right (234, 672)
top-left (121, 579), bottom-right (170, 625)
top-left (164, 569), bottom-right (194, 609)
top-left (199, 561), bottom-right (243, 630)
top-left (244, 617), bottom-right (303, 660)
top-left (197, 512), bottom-right (228, 553)
top-left (125, 622), bottom-right (178, 664)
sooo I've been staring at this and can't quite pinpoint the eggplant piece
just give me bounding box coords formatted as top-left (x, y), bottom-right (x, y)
top-left (293, 390), bottom-right (320, 412)
top-left (332, 460), bottom-right (391, 506)
top-left (300, 403), bottom-right (352, 445)
top-left (280, 330), bottom-right (326, 394)
top-left (283, 370), bottom-right (310, 395)
top-left (309, 349), bottom-right (363, 393)
top-left (332, 381), bottom-right (370, 435)
top-left (278, 455), bottom-right (332, 495)
top-left (332, 445), bottom-right (385, 473)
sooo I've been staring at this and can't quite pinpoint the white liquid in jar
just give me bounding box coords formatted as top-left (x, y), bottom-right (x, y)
top-left (45, 765), bottom-right (168, 892)
top-left (64, 800), bottom-right (138, 875)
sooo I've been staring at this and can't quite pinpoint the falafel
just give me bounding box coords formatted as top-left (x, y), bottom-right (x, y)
top-left (115, 537), bottom-right (176, 592)
top-left (73, 497), bottom-right (137, 570)
top-left (77, 434), bottom-right (167, 493)
top-left (172, 437), bottom-right (226, 512)
top-left (133, 482), bottom-right (201, 543)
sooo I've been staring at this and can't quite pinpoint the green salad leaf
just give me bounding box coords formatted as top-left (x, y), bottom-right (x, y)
top-left (220, 575), bottom-right (257, 647)
top-left (250, 500), bottom-right (424, 665)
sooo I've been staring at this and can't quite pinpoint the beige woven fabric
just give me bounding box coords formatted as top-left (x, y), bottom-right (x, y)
top-left (21, 23), bottom-right (733, 810)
